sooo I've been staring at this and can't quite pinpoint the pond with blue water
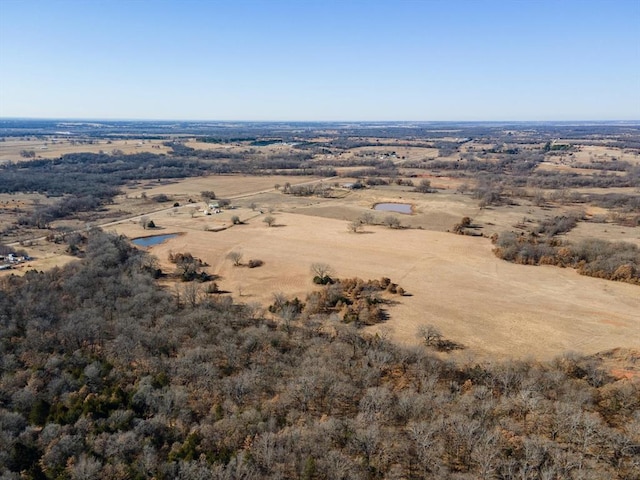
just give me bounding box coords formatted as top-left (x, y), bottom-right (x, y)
top-left (373, 203), bottom-right (412, 214)
top-left (132, 233), bottom-right (179, 247)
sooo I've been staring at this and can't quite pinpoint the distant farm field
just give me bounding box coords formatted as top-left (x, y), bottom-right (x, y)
top-left (0, 138), bottom-right (171, 163)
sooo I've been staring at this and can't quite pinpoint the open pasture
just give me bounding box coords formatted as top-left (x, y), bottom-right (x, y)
top-left (0, 137), bottom-right (171, 163)
top-left (110, 207), bottom-right (640, 362)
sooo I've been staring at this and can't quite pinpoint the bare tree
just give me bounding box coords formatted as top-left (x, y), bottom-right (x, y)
top-left (311, 262), bottom-right (333, 278)
top-left (227, 251), bottom-right (243, 266)
top-left (383, 215), bottom-right (401, 229)
top-left (182, 282), bottom-right (202, 308)
top-left (414, 179), bottom-right (433, 193)
top-left (347, 220), bottom-right (363, 233)
top-left (417, 324), bottom-right (442, 347)
top-left (359, 212), bottom-right (375, 225)
top-left (263, 215), bottom-right (276, 227)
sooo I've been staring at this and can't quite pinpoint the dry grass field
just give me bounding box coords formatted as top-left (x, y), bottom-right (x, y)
top-left (107, 206), bottom-right (640, 362)
top-left (0, 138), bottom-right (171, 163)
top-left (122, 174), bottom-right (325, 201)
top-left (2, 136), bottom-right (638, 365)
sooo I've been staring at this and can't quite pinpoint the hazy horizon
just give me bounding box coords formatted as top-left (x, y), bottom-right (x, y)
top-left (2, 117), bottom-right (639, 124)
top-left (1, 0), bottom-right (639, 121)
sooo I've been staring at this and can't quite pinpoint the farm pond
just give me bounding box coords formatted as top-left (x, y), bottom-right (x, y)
top-left (374, 203), bottom-right (412, 214)
top-left (132, 233), bottom-right (179, 247)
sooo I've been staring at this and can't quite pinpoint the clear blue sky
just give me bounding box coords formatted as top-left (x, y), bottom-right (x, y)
top-left (1, 0), bottom-right (638, 121)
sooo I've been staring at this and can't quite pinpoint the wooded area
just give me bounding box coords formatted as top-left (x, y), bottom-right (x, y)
top-left (1, 231), bottom-right (638, 479)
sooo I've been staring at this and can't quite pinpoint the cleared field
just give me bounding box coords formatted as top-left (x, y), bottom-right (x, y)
top-left (536, 162), bottom-right (627, 176)
top-left (123, 174), bottom-right (326, 200)
top-left (570, 145), bottom-right (640, 165)
top-left (110, 210), bottom-right (640, 362)
top-left (566, 221), bottom-right (640, 248)
top-left (0, 138), bottom-right (171, 163)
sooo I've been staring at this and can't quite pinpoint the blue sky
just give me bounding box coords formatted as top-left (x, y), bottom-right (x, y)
top-left (0, 0), bottom-right (638, 121)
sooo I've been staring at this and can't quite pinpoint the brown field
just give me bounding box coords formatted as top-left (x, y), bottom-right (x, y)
top-left (535, 162), bottom-right (627, 176)
top-left (0, 138), bottom-right (171, 163)
top-left (104, 204), bottom-right (639, 362)
top-left (122, 175), bottom-right (328, 204)
top-left (570, 145), bottom-right (640, 165)
top-left (2, 139), bottom-right (638, 363)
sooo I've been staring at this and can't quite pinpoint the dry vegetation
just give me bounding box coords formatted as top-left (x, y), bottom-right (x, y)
top-left (0, 231), bottom-right (639, 479)
top-left (1, 121), bottom-right (639, 478)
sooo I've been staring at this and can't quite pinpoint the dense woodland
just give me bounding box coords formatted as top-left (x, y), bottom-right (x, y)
top-left (1, 231), bottom-right (639, 479)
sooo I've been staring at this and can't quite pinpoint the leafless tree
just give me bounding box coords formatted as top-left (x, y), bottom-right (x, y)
top-left (311, 262), bottom-right (333, 278)
top-left (227, 251), bottom-right (243, 266)
top-left (348, 220), bottom-right (363, 233)
top-left (359, 211), bottom-right (375, 225)
top-left (417, 324), bottom-right (442, 347)
top-left (383, 215), bottom-right (401, 229)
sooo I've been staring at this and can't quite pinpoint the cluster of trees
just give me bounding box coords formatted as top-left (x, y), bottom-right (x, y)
top-left (527, 170), bottom-right (639, 189)
top-left (493, 233), bottom-right (640, 284)
top-left (405, 148), bottom-right (639, 195)
top-left (167, 251), bottom-right (212, 282)
top-left (166, 143), bottom-right (337, 177)
top-left (18, 195), bottom-right (103, 229)
top-left (0, 152), bottom-right (210, 200)
top-left (534, 214), bottom-right (582, 237)
top-left (490, 212), bottom-right (640, 284)
top-left (0, 231), bottom-right (638, 479)
top-left (270, 269), bottom-right (405, 327)
top-left (226, 251), bottom-right (262, 269)
top-left (0, 243), bottom-right (28, 257)
top-left (452, 216), bottom-right (474, 235)
top-left (283, 183), bottom-right (332, 197)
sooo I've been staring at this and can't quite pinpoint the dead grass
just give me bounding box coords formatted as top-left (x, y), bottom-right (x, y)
top-left (2, 141), bottom-right (637, 362)
top-left (109, 209), bottom-right (640, 362)
top-left (0, 138), bottom-right (171, 163)
top-left (122, 175), bottom-right (325, 201)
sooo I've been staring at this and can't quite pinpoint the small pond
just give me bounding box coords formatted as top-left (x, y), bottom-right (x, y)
top-left (374, 203), bottom-right (412, 214)
top-left (132, 233), bottom-right (179, 247)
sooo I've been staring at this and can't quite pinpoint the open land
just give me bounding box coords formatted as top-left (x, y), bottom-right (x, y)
top-left (2, 120), bottom-right (640, 479)
top-left (2, 121), bottom-right (639, 363)
top-left (108, 208), bottom-right (640, 361)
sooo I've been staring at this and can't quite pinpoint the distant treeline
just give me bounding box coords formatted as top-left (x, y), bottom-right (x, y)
top-left (0, 152), bottom-right (210, 199)
top-left (408, 155), bottom-right (640, 190)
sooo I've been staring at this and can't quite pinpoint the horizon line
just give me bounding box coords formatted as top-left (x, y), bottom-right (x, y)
top-left (2, 116), bottom-right (640, 125)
